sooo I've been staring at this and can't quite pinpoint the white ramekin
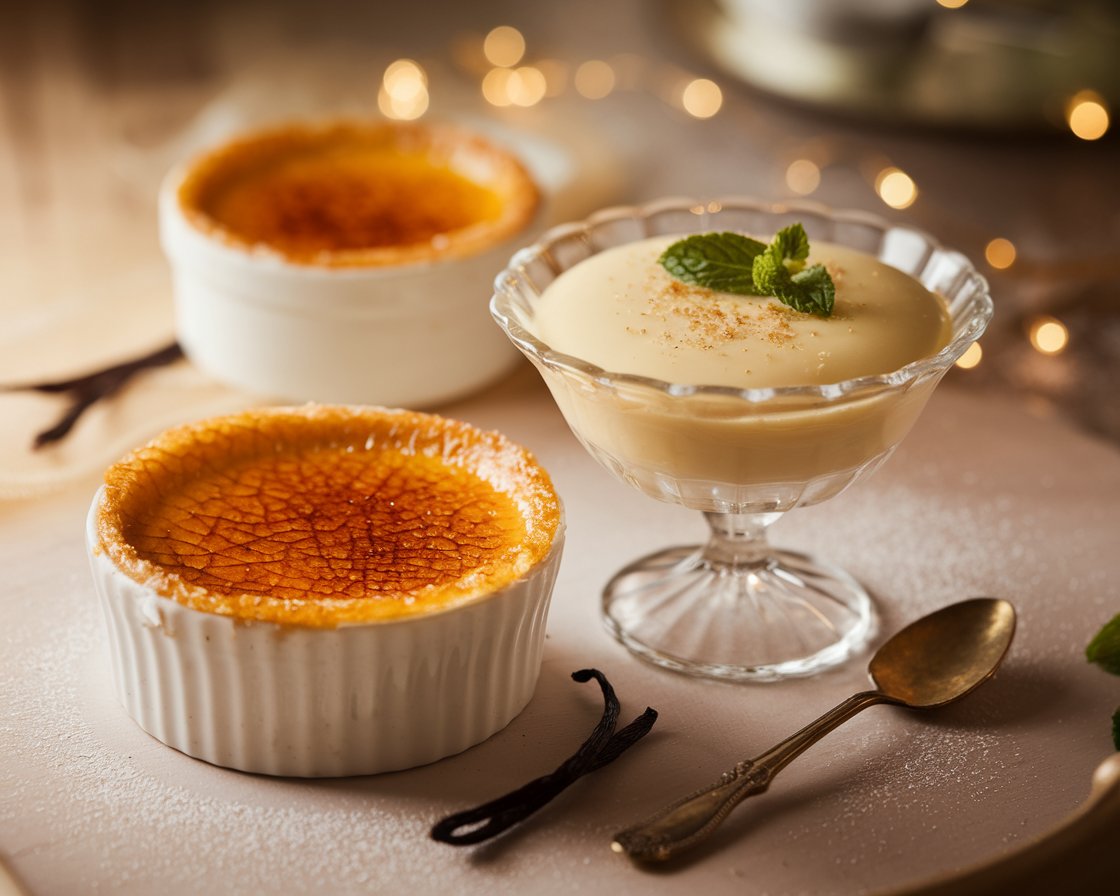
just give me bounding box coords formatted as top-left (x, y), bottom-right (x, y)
top-left (157, 124), bottom-right (543, 407)
top-left (86, 492), bottom-right (564, 778)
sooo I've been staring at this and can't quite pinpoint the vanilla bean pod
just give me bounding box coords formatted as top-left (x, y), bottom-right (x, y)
top-left (4, 341), bottom-right (183, 448)
top-left (431, 669), bottom-right (658, 846)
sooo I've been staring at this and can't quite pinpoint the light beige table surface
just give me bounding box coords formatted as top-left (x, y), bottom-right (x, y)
top-left (3, 2), bottom-right (1119, 894)
top-left (2, 371), bottom-right (1120, 895)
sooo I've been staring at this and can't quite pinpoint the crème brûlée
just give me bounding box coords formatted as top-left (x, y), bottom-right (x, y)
top-left (95, 406), bottom-right (561, 628)
top-left (175, 120), bottom-right (540, 267)
top-left (532, 236), bottom-right (951, 388)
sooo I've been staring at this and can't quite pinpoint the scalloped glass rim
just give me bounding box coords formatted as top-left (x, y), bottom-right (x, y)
top-left (490, 196), bottom-right (993, 406)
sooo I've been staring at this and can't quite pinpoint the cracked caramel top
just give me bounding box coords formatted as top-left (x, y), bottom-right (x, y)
top-left (176, 120), bottom-right (539, 267)
top-left (96, 406), bottom-right (561, 627)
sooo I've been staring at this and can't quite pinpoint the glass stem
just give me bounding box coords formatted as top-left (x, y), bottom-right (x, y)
top-left (701, 511), bottom-right (782, 569)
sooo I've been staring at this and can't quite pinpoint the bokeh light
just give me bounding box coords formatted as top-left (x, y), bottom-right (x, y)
top-left (378, 59), bottom-right (428, 120)
top-left (481, 66), bottom-right (548, 107)
top-left (936, 0), bottom-right (969, 8)
top-left (481, 68), bottom-right (514, 107)
top-left (1066, 91), bottom-right (1110, 141)
top-left (574, 60), bottom-right (616, 99)
top-left (483, 26), bottom-right (525, 68)
top-left (507, 66), bottom-right (547, 107)
top-left (786, 159), bottom-right (821, 196)
top-left (984, 237), bottom-right (1016, 270)
top-left (681, 78), bottom-right (722, 118)
top-left (1028, 316), bottom-right (1070, 355)
top-left (955, 342), bottom-right (983, 369)
top-left (875, 167), bottom-right (918, 210)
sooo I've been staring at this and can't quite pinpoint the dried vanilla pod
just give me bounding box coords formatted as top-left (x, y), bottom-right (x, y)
top-left (431, 668), bottom-right (658, 845)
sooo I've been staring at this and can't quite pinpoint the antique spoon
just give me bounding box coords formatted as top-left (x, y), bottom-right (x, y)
top-left (612, 597), bottom-right (1017, 862)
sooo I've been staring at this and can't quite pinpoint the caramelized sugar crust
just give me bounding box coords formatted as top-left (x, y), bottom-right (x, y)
top-left (97, 406), bottom-right (560, 627)
top-left (177, 121), bottom-right (540, 267)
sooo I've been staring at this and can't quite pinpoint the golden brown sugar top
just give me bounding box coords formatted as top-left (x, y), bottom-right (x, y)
top-left (176, 121), bottom-right (540, 267)
top-left (97, 406), bottom-right (561, 627)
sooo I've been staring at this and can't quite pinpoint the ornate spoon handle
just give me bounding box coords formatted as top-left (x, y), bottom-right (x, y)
top-left (612, 690), bottom-right (891, 861)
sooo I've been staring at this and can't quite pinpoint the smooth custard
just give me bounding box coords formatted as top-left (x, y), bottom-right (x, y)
top-left (96, 406), bottom-right (560, 627)
top-left (177, 121), bottom-right (539, 267)
top-left (523, 233), bottom-right (956, 494)
top-left (533, 235), bottom-right (951, 388)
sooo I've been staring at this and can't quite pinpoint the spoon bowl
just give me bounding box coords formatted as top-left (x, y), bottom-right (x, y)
top-left (871, 597), bottom-right (1017, 708)
top-left (612, 598), bottom-right (1017, 861)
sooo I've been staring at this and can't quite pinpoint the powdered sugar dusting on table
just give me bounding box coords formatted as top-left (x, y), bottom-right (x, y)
top-left (3, 388), bottom-right (1119, 895)
top-left (0, 577), bottom-right (544, 891)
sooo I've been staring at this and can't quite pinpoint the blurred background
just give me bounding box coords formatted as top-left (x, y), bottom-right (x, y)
top-left (3, 0), bottom-right (1118, 440)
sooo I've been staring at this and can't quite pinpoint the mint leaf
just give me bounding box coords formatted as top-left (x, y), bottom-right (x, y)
top-left (1086, 616), bottom-right (1120, 749)
top-left (750, 249), bottom-right (784, 296)
top-left (658, 223), bottom-right (835, 317)
top-left (657, 232), bottom-right (766, 296)
top-left (1087, 613), bottom-right (1120, 676)
top-left (752, 256), bottom-right (834, 317)
top-left (790, 264), bottom-right (836, 316)
top-left (770, 223), bottom-right (810, 272)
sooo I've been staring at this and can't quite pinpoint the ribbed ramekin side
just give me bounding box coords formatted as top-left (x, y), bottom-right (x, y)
top-left (330, 533), bottom-right (565, 775)
top-left (87, 490), bottom-right (564, 777)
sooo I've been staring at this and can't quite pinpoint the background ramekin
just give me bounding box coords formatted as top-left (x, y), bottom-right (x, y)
top-left (86, 488), bottom-right (564, 777)
top-left (157, 132), bottom-right (543, 408)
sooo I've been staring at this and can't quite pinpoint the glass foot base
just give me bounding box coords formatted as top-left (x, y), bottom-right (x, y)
top-left (602, 545), bottom-right (875, 682)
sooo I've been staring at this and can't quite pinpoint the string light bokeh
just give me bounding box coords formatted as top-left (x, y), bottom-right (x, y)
top-left (1028, 317), bottom-right (1070, 356)
top-left (955, 343), bottom-right (983, 370)
top-left (377, 59), bottom-right (429, 120)
top-left (984, 238), bottom-right (1016, 270)
top-left (875, 168), bottom-right (918, 210)
top-left (373, 23), bottom-right (1116, 382)
top-left (1066, 90), bottom-right (1110, 141)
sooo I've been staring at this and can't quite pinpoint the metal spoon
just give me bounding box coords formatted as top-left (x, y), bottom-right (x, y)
top-left (611, 597), bottom-right (1017, 862)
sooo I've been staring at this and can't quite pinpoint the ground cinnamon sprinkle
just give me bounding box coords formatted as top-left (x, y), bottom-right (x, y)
top-left (646, 272), bottom-right (802, 352)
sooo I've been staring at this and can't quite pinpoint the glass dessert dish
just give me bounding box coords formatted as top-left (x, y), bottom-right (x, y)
top-left (491, 197), bottom-right (993, 682)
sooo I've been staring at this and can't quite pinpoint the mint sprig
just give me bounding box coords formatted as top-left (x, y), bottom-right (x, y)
top-left (658, 223), bottom-right (835, 318)
top-left (1086, 613), bottom-right (1120, 749)
top-left (657, 232), bottom-right (767, 296)
top-left (1087, 614), bottom-right (1120, 676)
